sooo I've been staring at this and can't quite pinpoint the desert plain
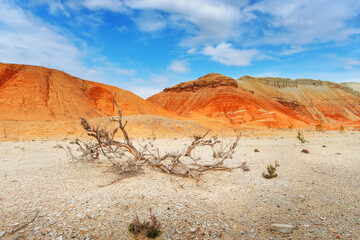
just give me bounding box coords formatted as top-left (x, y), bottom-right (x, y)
top-left (1, 130), bottom-right (359, 240)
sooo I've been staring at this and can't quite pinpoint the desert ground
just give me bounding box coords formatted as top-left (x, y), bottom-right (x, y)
top-left (0, 130), bottom-right (359, 240)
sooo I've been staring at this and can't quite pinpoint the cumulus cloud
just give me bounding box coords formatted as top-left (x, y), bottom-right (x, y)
top-left (0, 0), bottom-right (135, 81)
top-left (133, 11), bottom-right (167, 32)
top-left (280, 45), bottom-right (307, 55)
top-left (125, 0), bottom-right (243, 45)
top-left (168, 60), bottom-right (190, 73)
top-left (117, 25), bottom-right (128, 32)
top-left (125, 86), bottom-right (162, 99)
top-left (245, 0), bottom-right (360, 44)
top-left (344, 57), bottom-right (360, 70)
top-left (28, 0), bottom-right (360, 49)
top-left (82, 0), bottom-right (126, 12)
top-left (203, 42), bottom-right (258, 66)
top-left (0, 0), bottom-right (87, 77)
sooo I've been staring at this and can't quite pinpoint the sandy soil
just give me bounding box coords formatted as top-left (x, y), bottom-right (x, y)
top-left (0, 131), bottom-right (359, 239)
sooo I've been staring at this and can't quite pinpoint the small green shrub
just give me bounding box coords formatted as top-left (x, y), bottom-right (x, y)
top-left (146, 228), bottom-right (161, 238)
top-left (262, 163), bottom-right (278, 179)
top-left (297, 130), bottom-right (306, 143)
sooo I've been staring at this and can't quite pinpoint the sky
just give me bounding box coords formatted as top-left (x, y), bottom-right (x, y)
top-left (1, 0), bottom-right (360, 98)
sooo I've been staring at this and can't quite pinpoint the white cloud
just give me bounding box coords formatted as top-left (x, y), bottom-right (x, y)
top-left (117, 25), bottom-right (128, 32)
top-left (82, 0), bottom-right (127, 12)
top-left (346, 58), bottom-right (360, 66)
top-left (187, 48), bottom-right (196, 54)
top-left (150, 74), bottom-right (170, 84)
top-left (133, 11), bottom-right (166, 32)
top-left (0, 0), bottom-right (89, 78)
top-left (0, 0), bottom-right (136, 82)
top-left (168, 60), bottom-right (190, 73)
top-left (126, 86), bottom-right (162, 99)
top-left (109, 0), bottom-right (245, 45)
top-left (202, 42), bottom-right (258, 66)
top-left (29, 0), bottom-right (70, 16)
top-left (280, 45), bottom-right (307, 55)
top-left (344, 58), bottom-right (360, 70)
top-left (27, 0), bottom-right (360, 48)
top-left (245, 0), bottom-right (360, 44)
top-left (113, 68), bottom-right (137, 76)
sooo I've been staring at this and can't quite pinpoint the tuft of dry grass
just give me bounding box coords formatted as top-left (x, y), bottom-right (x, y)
top-left (129, 209), bottom-right (161, 238)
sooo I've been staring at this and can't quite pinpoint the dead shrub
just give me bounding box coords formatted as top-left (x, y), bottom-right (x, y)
top-left (61, 99), bottom-right (246, 186)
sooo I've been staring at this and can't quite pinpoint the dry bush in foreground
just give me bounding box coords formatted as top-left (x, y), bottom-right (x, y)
top-left (61, 100), bottom-right (247, 185)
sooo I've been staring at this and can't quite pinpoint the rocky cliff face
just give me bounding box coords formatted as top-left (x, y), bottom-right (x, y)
top-left (0, 63), bottom-right (175, 121)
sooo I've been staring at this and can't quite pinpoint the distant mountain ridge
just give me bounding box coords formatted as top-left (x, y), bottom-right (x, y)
top-left (239, 75), bottom-right (360, 97)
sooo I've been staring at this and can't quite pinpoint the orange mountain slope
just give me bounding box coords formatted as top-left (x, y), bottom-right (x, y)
top-left (147, 73), bottom-right (360, 129)
top-left (0, 63), bottom-right (176, 121)
top-left (147, 73), bottom-right (311, 128)
top-left (237, 76), bottom-right (360, 127)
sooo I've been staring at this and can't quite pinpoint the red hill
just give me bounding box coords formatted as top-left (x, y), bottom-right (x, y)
top-left (147, 73), bottom-right (360, 129)
top-left (0, 63), bottom-right (175, 121)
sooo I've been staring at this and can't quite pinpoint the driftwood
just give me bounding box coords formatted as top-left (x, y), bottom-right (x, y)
top-left (61, 99), bottom-right (248, 185)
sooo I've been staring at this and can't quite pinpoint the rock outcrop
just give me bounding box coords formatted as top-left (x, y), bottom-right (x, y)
top-left (163, 73), bottom-right (238, 92)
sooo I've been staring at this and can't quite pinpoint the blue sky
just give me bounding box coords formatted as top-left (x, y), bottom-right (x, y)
top-left (1, 0), bottom-right (360, 98)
